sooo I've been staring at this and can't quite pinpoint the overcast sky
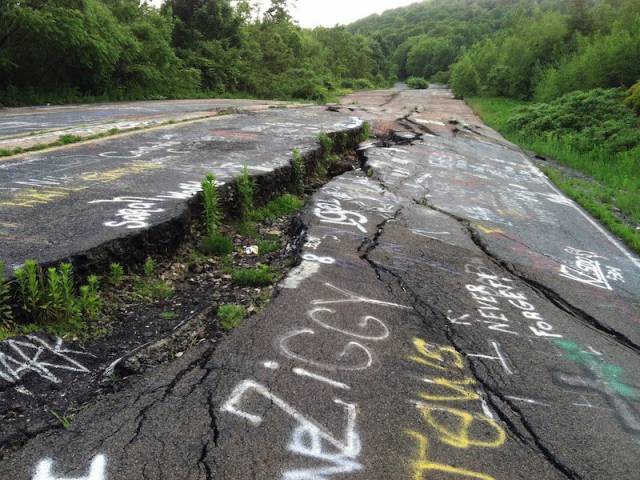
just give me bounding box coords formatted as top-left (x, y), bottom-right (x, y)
top-left (149, 1), bottom-right (420, 28)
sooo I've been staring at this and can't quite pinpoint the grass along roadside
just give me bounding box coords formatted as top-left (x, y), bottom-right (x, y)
top-left (467, 96), bottom-right (640, 254)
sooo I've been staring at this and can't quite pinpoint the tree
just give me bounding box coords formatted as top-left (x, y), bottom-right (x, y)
top-left (265, 0), bottom-right (293, 24)
top-left (450, 56), bottom-right (480, 98)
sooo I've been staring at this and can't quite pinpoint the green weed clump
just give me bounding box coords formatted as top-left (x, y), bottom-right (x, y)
top-left (200, 233), bottom-right (234, 257)
top-left (133, 256), bottom-right (173, 301)
top-left (109, 263), bottom-right (125, 287)
top-left (159, 311), bottom-right (178, 320)
top-left (217, 304), bottom-right (247, 331)
top-left (250, 194), bottom-right (304, 222)
top-left (13, 261), bottom-right (102, 326)
top-left (0, 261), bottom-right (14, 328)
top-left (257, 238), bottom-right (281, 255)
top-left (143, 257), bottom-right (157, 276)
top-left (291, 148), bottom-right (306, 195)
top-left (231, 265), bottom-right (274, 287)
top-left (237, 164), bottom-right (255, 220)
top-left (56, 134), bottom-right (82, 145)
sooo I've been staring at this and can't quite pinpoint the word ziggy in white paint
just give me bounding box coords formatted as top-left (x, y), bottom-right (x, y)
top-left (33, 455), bottom-right (106, 480)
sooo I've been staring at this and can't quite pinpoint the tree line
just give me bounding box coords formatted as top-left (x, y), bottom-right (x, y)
top-left (0, 0), bottom-right (394, 106)
top-left (351, 0), bottom-right (639, 105)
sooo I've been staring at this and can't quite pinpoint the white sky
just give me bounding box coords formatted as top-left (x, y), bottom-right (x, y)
top-left (149, 1), bottom-right (420, 28)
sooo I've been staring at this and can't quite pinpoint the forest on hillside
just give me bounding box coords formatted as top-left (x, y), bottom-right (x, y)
top-left (0, 0), bottom-right (395, 106)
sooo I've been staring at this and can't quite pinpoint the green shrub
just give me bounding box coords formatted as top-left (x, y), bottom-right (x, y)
top-left (291, 148), bottom-right (306, 195)
top-left (625, 81), bottom-right (640, 115)
top-left (200, 233), bottom-right (234, 257)
top-left (231, 265), bottom-right (274, 287)
top-left (201, 173), bottom-right (222, 236)
top-left (237, 164), bottom-right (255, 220)
top-left (406, 77), bottom-right (429, 89)
top-left (217, 304), bottom-right (247, 331)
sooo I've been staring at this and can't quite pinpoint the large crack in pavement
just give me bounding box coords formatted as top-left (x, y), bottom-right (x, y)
top-left (427, 202), bottom-right (640, 355)
top-left (357, 203), bottom-right (582, 480)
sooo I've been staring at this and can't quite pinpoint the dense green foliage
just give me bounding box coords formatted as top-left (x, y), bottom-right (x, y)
top-left (507, 89), bottom-right (640, 154)
top-left (0, 0), bottom-right (392, 105)
top-left (445, 0), bottom-right (640, 100)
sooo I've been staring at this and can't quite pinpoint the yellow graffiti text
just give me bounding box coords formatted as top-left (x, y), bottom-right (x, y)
top-left (417, 404), bottom-right (506, 449)
top-left (418, 377), bottom-right (480, 402)
top-left (405, 430), bottom-right (496, 480)
top-left (476, 224), bottom-right (505, 235)
top-left (80, 161), bottom-right (163, 183)
top-left (410, 337), bottom-right (465, 372)
top-left (0, 187), bottom-right (87, 208)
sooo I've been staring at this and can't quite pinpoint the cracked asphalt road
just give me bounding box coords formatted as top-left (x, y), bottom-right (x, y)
top-left (1, 87), bottom-right (640, 480)
top-left (0, 107), bottom-right (360, 274)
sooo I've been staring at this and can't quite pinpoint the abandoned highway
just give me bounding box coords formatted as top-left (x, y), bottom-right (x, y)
top-left (1, 86), bottom-right (639, 479)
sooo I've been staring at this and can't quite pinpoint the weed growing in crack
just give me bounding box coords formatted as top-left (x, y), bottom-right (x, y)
top-left (15, 260), bottom-right (42, 318)
top-left (143, 257), bottom-right (157, 277)
top-left (133, 278), bottom-right (174, 302)
top-left (78, 275), bottom-right (101, 321)
top-left (201, 233), bottom-right (234, 257)
top-left (201, 173), bottom-right (222, 236)
top-left (50, 410), bottom-right (72, 429)
top-left (201, 172), bottom-right (234, 256)
top-left (250, 194), bottom-right (304, 222)
top-left (234, 220), bottom-right (258, 238)
top-left (109, 263), bottom-right (125, 287)
top-left (291, 148), bottom-right (306, 195)
top-left (231, 265), bottom-right (275, 287)
top-left (218, 304), bottom-right (247, 331)
top-left (0, 261), bottom-right (13, 328)
top-left (237, 164), bottom-right (255, 220)
top-left (159, 311), bottom-right (178, 320)
top-left (14, 261), bottom-right (102, 327)
top-left (257, 238), bottom-right (281, 255)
